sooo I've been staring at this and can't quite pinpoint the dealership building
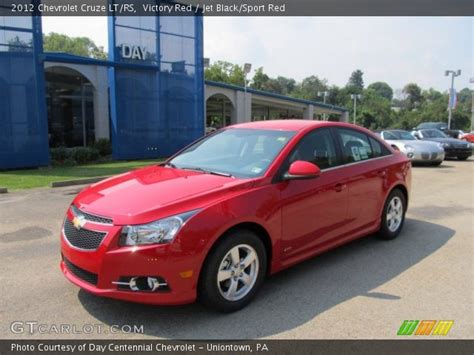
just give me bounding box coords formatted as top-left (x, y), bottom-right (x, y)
top-left (0, 13), bottom-right (348, 170)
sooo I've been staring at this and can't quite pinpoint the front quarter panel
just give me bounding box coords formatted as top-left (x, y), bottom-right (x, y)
top-left (169, 180), bottom-right (282, 290)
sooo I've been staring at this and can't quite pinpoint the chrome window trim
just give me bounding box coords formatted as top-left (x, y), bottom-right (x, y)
top-left (322, 154), bottom-right (394, 172)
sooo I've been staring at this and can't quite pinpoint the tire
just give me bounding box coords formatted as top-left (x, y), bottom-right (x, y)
top-left (457, 156), bottom-right (469, 161)
top-left (198, 229), bottom-right (267, 312)
top-left (377, 189), bottom-right (407, 240)
top-left (431, 161), bottom-right (443, 166)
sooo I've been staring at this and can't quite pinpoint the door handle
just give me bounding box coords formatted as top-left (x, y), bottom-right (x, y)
top-left (334, 183), bottom-right (346, 192)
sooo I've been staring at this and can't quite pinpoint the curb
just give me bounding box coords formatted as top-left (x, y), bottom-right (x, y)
top-left (0, 187), bottom-right (8, 194)
top-left (50, 176), bottom-right (110, 188)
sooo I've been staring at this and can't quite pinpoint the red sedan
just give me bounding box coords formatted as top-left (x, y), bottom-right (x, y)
top-left (60, 120), bottom-right (411, 312)
top-left (461, 131), bottom-right (474, 143)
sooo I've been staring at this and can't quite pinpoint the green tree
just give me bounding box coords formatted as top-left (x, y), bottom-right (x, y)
top-left (43, 32), bottom-right (107, 59)
top-left (357, 88), bottom-right (394, 129)
top-left (292, 75), bottom-right (328, 101)
top-left (347, 69), bottom-right (364, 92)
top-left (205, 61), bottom-right (246, 86)
top-left (402, 83), bottom-right (423, 110)
top-left (367, 82), bottom-right (393, 101)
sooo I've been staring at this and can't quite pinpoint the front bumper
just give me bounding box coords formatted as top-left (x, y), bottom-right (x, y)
top-left (409, 150), bottom-right (445, 163)
top-left (60, 211), bottom-right (200, 305)
top-left (444, 147), bottom-right (472, 158)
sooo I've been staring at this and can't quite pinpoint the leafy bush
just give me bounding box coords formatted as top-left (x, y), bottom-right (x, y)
top-left (94, 138), bottom-right (112, 157)
top-left (50, 147), bottom-right (68, 163)
top-left (69, 147), bottom-right (100, 164)
top-left (50, 146), bottom-right (100, 166)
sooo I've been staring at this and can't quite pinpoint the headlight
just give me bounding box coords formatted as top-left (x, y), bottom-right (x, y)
top-left (120, 210), bottom-right (200, 246)
top-left (441, 143), bottom-right (451, 148)
top-left (404, 144), bottom-right (415, 152)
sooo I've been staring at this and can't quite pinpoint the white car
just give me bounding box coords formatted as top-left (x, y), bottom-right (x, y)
top-left (378, 130), bottom-right (445, 165)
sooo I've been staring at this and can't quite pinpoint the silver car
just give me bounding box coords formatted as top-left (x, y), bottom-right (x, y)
top-left (379, 130), bottom-right (445, 165)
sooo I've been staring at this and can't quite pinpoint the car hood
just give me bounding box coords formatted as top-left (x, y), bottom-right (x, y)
top-left (387, 139), bottom-right (442, 149)
top-left (73, 165), bottom-right (255, 225)
top-left (421, 137), bottom-right (469, 145)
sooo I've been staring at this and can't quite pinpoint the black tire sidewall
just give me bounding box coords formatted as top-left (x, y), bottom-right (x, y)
top-left (198, 230), bottom-right (267, 312)
top-left (378, 189), bottom-right (407, 240)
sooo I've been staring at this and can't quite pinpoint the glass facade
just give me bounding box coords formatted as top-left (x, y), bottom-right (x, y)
top-left (0, 10), bottom-right (49, 169)
top-left (0, 8), bottom-right (204, 169)
top-left (109, 12), bottom-right (204, 159)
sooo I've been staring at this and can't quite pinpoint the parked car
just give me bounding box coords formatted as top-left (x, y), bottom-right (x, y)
top-left (411, 129), bottom-right (472, 160)
top-left (414, 122), bottom-right (448, 131)
top-left (444, 129), bottom-right (464, 139)
top-left (460, 131), bottom-right (474, 144)
top-left (60, 120), bottom-right (411, 312)
top-left (378, 129), bottom-right (445, 165)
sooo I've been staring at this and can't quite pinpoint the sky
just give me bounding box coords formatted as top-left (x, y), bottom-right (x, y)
top-left (42, 16), bottom-right (473, 94)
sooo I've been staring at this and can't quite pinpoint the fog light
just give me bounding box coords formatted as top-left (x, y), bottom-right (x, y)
top-left (407, 152), bottom-right (414, 159)
top-left (113, 276), bottom-right (168, 292)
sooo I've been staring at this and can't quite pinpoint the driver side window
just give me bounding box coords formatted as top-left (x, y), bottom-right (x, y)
top-left (288, 129), bottom-right (339, 170)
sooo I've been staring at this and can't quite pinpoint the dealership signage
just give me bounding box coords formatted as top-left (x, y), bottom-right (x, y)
top-left (120, 44), bottom-right (146, 60)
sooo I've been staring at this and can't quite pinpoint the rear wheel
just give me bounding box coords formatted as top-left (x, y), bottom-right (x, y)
top-left (378, 189), bottom-right (406, 240)
top-left (198, 229), bottom-right (267, 312)
top-left (457, 155), bottom-right (469, 161)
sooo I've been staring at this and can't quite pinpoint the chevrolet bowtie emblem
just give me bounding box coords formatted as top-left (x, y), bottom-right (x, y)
top-left (72, 215), bottom-right (86, 230)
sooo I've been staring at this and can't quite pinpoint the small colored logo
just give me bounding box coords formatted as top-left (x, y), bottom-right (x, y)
top-left (397, 320), bottom-right (454, 336)
top-left (72, 215), bottom-right (86, 230)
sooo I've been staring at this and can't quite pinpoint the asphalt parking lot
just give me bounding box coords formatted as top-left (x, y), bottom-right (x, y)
top-left (1, 159), bottom-right (472, 339)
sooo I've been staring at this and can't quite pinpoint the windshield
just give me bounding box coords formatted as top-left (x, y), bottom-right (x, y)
top-left (421, 129), bottom-right (448, 138)
top-left (384, 131), bottom-right (415, 140)
top-left (169, 128), bottom-right (296, 178)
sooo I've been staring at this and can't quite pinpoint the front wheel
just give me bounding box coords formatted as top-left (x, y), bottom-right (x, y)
top-left (377, 189), bottom-right (407, 240)
top-left (198, 230), bottom-right (267, 312)
top-left (457, 155), bottom-right (470, 161)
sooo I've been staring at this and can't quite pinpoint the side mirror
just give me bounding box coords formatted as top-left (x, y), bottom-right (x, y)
top-left (283, 161), bottom-right (321, 180)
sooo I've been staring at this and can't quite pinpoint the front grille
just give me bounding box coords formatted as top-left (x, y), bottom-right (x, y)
top-left (421, 152), bottom-right (429, 160)
top-left (63, 218), bottom-right (107, 250)
top-left (71, 205), bottom-right (113, 225)
top-left (430, 152), bottom-right (438, 160)
top-left (63, 257), bottom-right (98, 285)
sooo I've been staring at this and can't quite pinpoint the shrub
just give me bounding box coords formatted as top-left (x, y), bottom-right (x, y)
top-left (69, 147), bottom-right (100, 164)
top-left (50, 147), bottom-right (68, 163)
top-left (94, 138), bottom-right (112, 157)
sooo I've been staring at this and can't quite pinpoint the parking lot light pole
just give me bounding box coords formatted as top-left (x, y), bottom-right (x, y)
top-left (445, 69), bottom-right (461, 129)
top-left (350, 94), bottom-right (361, 125)
top-left (318, 91), bottom-right (329, 120)
top-left (243, 63), bottom-right (252, 120)
top-left (470, 77), bottom-right (474, 132)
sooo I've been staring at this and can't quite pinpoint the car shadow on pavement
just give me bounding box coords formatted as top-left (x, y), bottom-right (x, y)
top-left (78, 218), bottom-right (454, 339)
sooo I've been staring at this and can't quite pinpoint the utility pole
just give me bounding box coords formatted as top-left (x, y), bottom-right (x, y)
top-left (350, 94), bottom-right (361, 125)
top-left (243, 63), bottom-right (252, 120)
top-left (445, 69), bottom-right (461, 129)
top-left (470, 77), bottom-right (474, 132)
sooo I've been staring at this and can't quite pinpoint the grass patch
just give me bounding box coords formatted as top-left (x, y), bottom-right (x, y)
top-left (0, 159), bottom-right (161, 190)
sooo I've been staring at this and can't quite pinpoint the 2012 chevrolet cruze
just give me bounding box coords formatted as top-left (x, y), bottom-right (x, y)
top-left (60, 120), bottom-right (411, 312)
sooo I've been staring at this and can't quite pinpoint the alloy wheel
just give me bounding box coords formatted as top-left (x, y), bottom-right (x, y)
top-left (217, 244), bottom-right (259, 301)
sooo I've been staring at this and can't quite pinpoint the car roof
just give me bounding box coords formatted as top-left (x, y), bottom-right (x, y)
top-left (230, 119), bottom-right (355, 132)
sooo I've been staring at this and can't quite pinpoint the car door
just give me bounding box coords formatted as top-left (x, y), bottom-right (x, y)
top-left (278, 128), bottom-right (350, 260)
top-left (334, 127), bottom-right (390, 234)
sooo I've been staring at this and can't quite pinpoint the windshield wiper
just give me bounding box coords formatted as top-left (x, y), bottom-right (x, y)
top-left (179, 166), bottom-right (234, 178)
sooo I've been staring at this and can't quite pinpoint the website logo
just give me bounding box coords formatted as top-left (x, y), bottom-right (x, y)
top-left (397, 320), bottom-right (454, 336)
